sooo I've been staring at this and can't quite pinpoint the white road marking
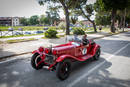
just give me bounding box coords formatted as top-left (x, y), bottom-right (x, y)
top-left (68, 43), bottom-right (130, 87)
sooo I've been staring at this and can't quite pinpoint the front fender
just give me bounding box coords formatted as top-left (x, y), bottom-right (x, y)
top-left (32, 50), bottom-right (45, 60)
top-left (32, 50), bottom-right (41, 55)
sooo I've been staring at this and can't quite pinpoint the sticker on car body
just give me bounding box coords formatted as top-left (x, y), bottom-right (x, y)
top-left (82, 48), bottom-right (87, 55)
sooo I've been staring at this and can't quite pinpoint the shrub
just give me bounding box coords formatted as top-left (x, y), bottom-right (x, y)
top-left (45, 29), bottom-right (58, 38)
top-left (73, 28), bottom-right (85, 35)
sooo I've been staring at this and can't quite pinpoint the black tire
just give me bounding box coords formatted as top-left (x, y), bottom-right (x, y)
top-left (31, 53), bottom-right (44, 70)
top-left (93, 48), bottom-right (101, 60)
top-left (56, 59), bottom-right (71, 80)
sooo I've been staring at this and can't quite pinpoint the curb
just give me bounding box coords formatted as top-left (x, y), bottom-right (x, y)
top-left (0, 31), bottom-right (128, 61)
top-left (0, 52), bottom-right (32, 61)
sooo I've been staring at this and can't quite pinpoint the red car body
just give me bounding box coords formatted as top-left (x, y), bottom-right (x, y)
top-left (31, 39), bottom-right (101, 80)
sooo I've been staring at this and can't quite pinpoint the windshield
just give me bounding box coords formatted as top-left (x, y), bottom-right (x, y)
top-left (71, 42), bottom-right (80, 46)
top-left (67, 35), bottom-right (82, 42)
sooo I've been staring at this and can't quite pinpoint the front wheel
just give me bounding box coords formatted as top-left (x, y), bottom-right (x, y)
top-left (31, 53), bottom-right (44, 70)
top-left (93, 48), bottom-right (101, 60)
top-left (56, 59), bottom-right (71, 80)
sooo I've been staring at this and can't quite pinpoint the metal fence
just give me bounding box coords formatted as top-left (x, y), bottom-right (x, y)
top-left (0, 28), bottom-right (46, 37)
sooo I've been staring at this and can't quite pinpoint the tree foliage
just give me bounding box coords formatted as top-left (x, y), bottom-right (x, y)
top-left (38, 0), bottom-right (87, 35)
top-left (95, 13), bottom-right (111, 26)
top-left (73, 2), bottom-right (97, 32)
top-left (95, 0), bottom-right (129, 33)
top-left (20, 17), bottom-right (29, 26)
top-left (58, 21), bottom-right (66, 31)
top-left (45, 10), bottom-right (60, 25)
top-left (71, 16), bottom-right (78, 25)
top-left (29, 15), bottom-right (39, 25)
top-left (73, 28), bottom-right (85, 35)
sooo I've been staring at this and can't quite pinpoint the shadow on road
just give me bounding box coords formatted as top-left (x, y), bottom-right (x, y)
top-left (0, 56), bottom-right (130, 87)
top-left (0, 48), bottom-right (16, 59)
top-left (123, 32), bottom-right (130, 37)
top-left (68, 57), bottom-right (130, 87)
top-left (96, 38), bottom-right (130, 58)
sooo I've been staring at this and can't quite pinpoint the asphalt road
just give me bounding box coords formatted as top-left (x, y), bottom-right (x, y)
top-left (0, 32), bottom-right (130, 87)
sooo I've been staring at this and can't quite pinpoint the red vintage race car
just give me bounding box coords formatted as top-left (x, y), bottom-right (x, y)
top-left (31, 39), bottom-right (101, 80)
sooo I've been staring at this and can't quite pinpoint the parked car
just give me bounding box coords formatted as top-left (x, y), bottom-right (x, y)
top-left (44, 27), bottom-right (49, 30)
top-left (14, 31), bottom-right (22, 35)
top-left (31, 38), bottom-right (101, 80)
top-left (35, 31), bottom-right (44, 34)
top-left (24, 31), bottom-right (31, 35)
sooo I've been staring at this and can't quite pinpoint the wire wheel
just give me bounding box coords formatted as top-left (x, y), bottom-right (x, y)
top-left (31, 53), bottom-right (44, 70)
top-left (93, 48), bottom-right (101, 60)
top-left (56, 59), bottom-right (71, 80)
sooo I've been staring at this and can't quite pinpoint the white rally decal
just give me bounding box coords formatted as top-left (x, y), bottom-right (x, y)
top-left (82, 48), bottom-right (87, 55)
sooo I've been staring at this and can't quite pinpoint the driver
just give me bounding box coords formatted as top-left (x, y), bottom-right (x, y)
top-left (82, 34), bottom-right (89, 46)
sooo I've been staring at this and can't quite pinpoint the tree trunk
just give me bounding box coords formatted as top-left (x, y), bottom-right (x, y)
top-left (111, 9), bottom-right (116, 33)
top-left (92, 21), bottom-right (97, 32)
top-left (65, 8), bottom-right (70, 35)
top-left (60, 0), bottom-right (70, 35)
top-left (79, 6), bottom-right (97, 32)
top-left (123, 8), bottom-right (126, 32)
top-left (119, 13), bottom-right (123, 29)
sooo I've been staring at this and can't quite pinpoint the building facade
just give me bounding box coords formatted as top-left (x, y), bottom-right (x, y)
top-left (0, 17), bottom-right (20, 26)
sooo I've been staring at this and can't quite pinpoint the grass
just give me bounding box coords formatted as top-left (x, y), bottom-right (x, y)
top-left (6, 38), bottom-right (37, 43)
top-left (0, 26), bottom-right (60, 31)
top-left (86, 31), bottom-right (96, 34)
top-left (101, 27), bottom-right (111, 32)
top-left (0, 26), bottom-right (126, 39)
top-left (57, 34), bottom-right (65, 38)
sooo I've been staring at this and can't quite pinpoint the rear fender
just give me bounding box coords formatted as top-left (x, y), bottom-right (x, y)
top-left (92, 44), bottom-right (100, 56)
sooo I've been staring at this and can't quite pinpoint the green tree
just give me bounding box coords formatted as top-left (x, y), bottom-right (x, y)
top-left (40, 14), bottom-right (50, 25)
top-left (46, 10), bottom-right (60, 26)
top-left (71, 16), bottom-right (78, 25)
top-left (29, 15), bottom-right (39, 25)
top-left (95, 13), bottom-right (111, 26)
top-left (20, 17), bottom-right (29, 26)
top-left (96, 0), bottom-right (129, 33)
top-left (38, 0), bottom-right (86, 35)
top-left (58, 21), bottom-right (66, 31)
top-left (40, 15), bottom-right (46, 24)
top-left (74, 3), bottom-right (97, 32)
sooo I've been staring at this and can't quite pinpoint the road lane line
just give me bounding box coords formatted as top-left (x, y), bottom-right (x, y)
top-left (68, 43), bottom-right (130, 87)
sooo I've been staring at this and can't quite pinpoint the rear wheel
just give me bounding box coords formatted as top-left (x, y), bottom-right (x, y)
top-left (56, 59), bottom-right (71, 80)
top-left (31, 53), bottom-right (44, 70)
top-left (93, 48), bottom-right (101, 60)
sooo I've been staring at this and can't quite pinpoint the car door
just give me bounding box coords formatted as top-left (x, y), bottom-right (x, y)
top-left (75, 45), bottom-right (89, 57)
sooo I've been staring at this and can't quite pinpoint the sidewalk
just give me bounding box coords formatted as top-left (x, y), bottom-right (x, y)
top-left (0, 31), bottom-right (128, 59)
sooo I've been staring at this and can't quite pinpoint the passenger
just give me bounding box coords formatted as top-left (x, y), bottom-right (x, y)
top-left (82, 34), bottom-right (89, 46)
top-left (74, 34), bottom-right (81, 42)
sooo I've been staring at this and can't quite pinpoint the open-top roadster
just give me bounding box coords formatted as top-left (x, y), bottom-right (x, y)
top-left (31, 38), bottom-right (101, 80)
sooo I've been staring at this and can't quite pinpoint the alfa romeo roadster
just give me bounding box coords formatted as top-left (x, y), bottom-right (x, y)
top-left (31, 38), bottom-right (101, 80)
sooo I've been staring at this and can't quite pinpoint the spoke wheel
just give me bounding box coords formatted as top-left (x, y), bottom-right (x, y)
top-left (31, 53), bottom-right (44, 70)
top-left (93, 48), bottom-right (101, 60)
top-left (56, 59), bottom-right (71, 80)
